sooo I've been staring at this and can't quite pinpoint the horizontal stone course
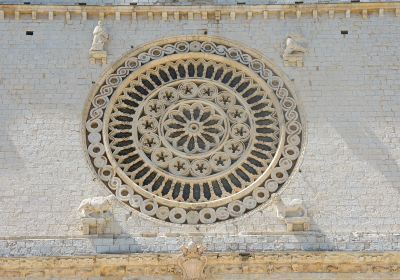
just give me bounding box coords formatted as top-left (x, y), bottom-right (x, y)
top-left (0, 232), bottom-right (399, 257)
top-left (2, 0), bottom-right (397, 5)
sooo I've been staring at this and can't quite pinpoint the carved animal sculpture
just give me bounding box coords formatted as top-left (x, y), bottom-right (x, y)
top-left (271, 193), bottom-right (307, 219)
top-left (283, 37), bottom-right (307, 57)
top-left (78, 194), bottom-right (116, 218)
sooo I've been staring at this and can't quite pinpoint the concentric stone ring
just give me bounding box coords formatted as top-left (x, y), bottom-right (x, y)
top-left (83, 36), bottom-right (304, 224)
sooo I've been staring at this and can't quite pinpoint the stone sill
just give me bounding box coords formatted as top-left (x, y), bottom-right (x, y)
top-left (0, 230), bottom-right (323, 240)
top-left (1, 232), bottom-right (398, 258)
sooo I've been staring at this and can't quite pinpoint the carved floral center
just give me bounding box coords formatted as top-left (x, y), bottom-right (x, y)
top-left (162, 100), bottom-right (228, 155)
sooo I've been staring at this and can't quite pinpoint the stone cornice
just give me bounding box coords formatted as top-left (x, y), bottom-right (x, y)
top-left (1, 251), bottom-right (399, 278)
top-left (0, 2), bottom-right (400, 21)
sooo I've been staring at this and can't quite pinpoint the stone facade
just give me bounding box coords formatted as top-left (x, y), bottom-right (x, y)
top-left (0, 1), bottom-right (399, 278)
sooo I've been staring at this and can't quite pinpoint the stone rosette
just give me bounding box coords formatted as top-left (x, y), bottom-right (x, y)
top-left (83, 36), bottom-right (304, 225)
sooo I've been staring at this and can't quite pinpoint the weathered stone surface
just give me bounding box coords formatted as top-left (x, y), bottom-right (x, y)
top-left (0, 0), bottom-right (399, 278)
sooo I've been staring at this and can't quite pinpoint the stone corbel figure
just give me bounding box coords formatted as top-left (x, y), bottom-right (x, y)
top-left (177, 241), bottom-right (207, 280)
top-left (282, 36), bottom-right (307, 67)
top-left (271, 193), bottom-right (310, 232)
top-left (78, 194), bottom-right (117, 235)
top-left (89, 20), bottom-right (109, 65)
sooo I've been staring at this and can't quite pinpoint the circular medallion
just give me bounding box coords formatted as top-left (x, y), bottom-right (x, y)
top-left (84, 36), bottom-right (304, 224)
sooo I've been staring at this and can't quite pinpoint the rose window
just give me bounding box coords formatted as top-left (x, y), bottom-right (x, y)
top-left (84, 36), bottom-right (304, 224)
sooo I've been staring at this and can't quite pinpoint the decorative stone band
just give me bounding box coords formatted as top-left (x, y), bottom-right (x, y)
top-left (0, 252), bottom-right (399, 279)
top-left (1, 3), bottom-right (400, 21)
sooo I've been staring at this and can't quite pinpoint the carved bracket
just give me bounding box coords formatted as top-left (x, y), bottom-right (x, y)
top-left (89, 50), bottom-right (107, 65)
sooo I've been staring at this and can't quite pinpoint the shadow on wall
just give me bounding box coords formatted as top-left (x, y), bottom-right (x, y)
top-left (332, 118), bottom-right (399, 194)
top-left (0, 135), bottom-right (26, 175)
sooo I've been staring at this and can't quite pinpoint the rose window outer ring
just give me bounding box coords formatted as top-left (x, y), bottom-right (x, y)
top-left (83, 36), bottom-right (305, 225)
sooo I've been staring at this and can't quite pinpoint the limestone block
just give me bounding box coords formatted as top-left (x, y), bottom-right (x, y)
top-left (81, 217), bottom-right (107, 235)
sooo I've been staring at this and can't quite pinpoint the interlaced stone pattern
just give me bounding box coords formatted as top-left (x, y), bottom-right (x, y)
top-left (84, 36), bottom-right (304, 225)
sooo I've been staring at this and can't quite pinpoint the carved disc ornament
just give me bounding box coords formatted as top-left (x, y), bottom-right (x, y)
top-left (84, 36), bottom-right (304, 224)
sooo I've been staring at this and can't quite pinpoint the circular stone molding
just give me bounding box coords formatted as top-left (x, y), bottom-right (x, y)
top-left (83, 36), bottom-right (304, 225)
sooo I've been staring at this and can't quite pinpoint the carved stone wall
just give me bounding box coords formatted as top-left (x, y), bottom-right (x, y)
top-left (0, 1), bottom-right (399, 258)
